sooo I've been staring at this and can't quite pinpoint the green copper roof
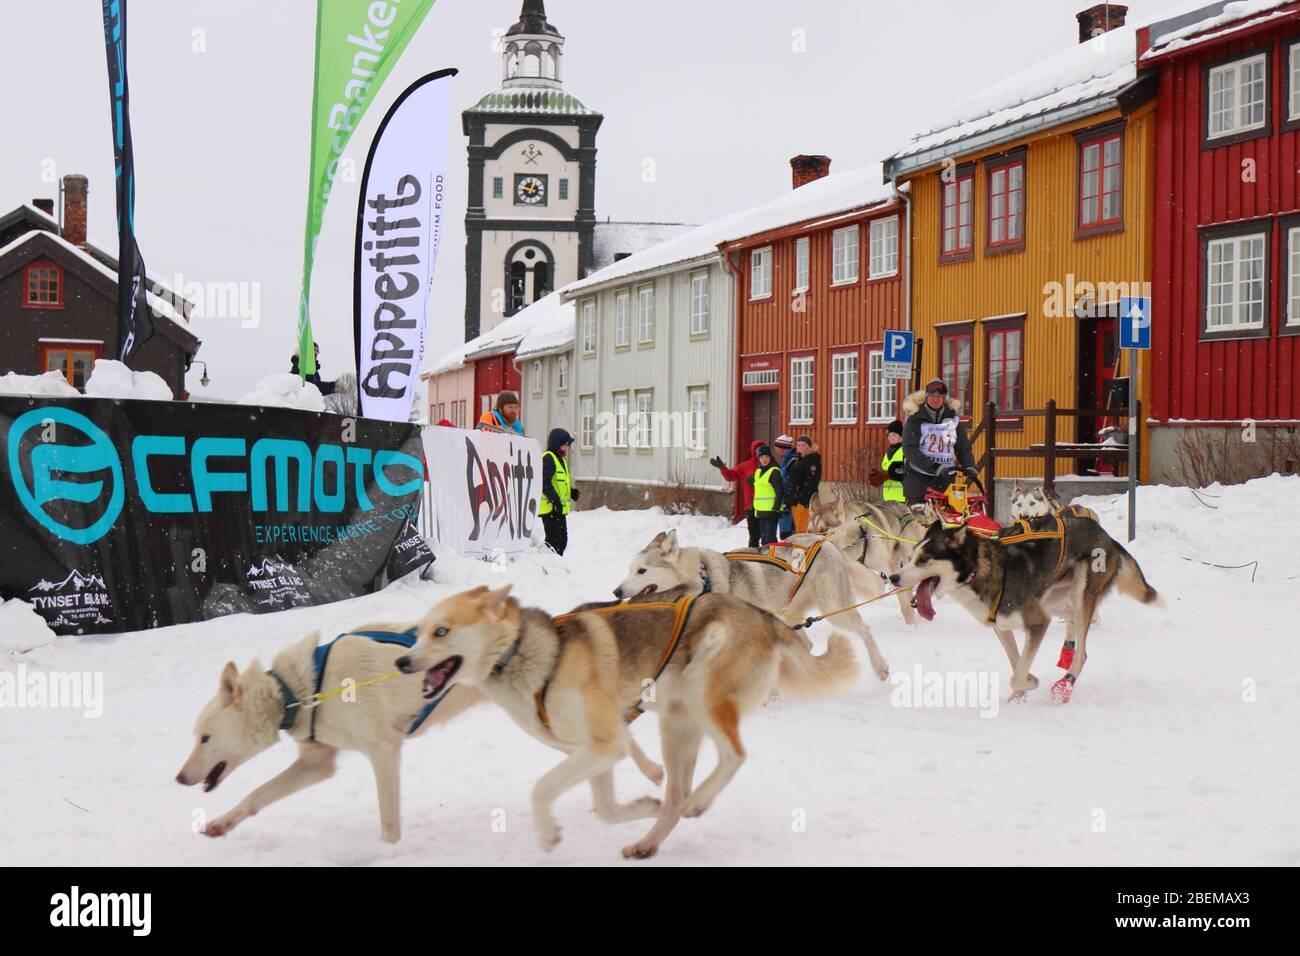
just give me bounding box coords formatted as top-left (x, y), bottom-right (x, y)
top-left (469, 86), bottom-right (596, 116)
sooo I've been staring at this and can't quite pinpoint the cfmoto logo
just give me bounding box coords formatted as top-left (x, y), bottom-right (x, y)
top-left (8, 408), bottom-right (124, 545)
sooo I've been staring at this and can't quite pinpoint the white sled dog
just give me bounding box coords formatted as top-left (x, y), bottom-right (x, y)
top-left (176, 625), bottom-right (484, 842)
top-left (395, 584), bottom-right (857, 859)
top-left (614, 528), bottom-right (892, 680)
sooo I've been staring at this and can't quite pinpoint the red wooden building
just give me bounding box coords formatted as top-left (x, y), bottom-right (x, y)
top-left (723, 156), bottom-right (905, 490)
top-left (1139, 1), bottom-right (1300, 481)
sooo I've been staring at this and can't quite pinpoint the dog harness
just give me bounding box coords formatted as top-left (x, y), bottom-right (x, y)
top-left (525, 595), bottom-right (700, 729)
top-left (723, 539), bottom-right (826, 605)
top-left (983, 506), bottom-right (1095, 622)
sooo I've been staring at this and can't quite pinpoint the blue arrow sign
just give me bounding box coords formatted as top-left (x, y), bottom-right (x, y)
top-left (1119, 296), bottom-right (1151, 350)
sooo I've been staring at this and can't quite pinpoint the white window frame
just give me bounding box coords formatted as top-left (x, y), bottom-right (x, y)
top-left (831, 226), bottom-right (859, 286)
top-left (580, 299), bottom-right (596, 355)
top-left (531, 360), bottom-right (543, 396)
top-left (869, 217), bottom-right (899, 279)
top-left (1205, 232), bottom-right (1267, 333)
top-left (1288, 225), bottom-right (1300, 327)
top-left (794, 236), bottom-right (810, 292)
top-left (687, 386), bottom-right (708, 454)
top-left (637, 284), bottom-right (655, 344)
top-left (1207, 52), bottom-right (1268, 140)
top-left (690, 271), bottom-right (710, 335)
top-left (867, 349), bottom-right (892, 422)
top-left (579, 394), bottom-right (595, 450)
top-left (789, 355), bottom-right (814, 425)
top-left (613, 391), bottom-right (629, 449)
top-left (634, 389), bottom-right (653, 449)
top-left (831, 351), bottom-right (859, 424)
top-left (1291, 41), bottom-right (1300, 121)
top-left (750, 246), bottom-right (772, 300)
top-left (556, 354), bottom-right (568, 393)
top-left (614, 290), bottom-right (631, 348)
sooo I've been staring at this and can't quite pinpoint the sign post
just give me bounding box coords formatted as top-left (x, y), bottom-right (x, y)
top-left (1118, 296), bottom-right (1150, 542)
top-left (882, 330), bottom-right (915, 381)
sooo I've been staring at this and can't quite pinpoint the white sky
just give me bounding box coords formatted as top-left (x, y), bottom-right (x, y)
top-left (0, 0), bottom-right (1176, 400)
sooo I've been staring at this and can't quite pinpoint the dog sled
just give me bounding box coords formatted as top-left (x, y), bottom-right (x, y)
top-left (922, 470), bottom-right (1003, 537)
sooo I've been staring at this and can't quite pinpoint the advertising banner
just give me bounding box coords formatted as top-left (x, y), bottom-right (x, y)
top-left (421, 426), bottom-right (541, 555)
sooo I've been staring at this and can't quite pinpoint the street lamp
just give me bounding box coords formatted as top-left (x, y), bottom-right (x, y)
top-left (192, 360), bottom-right (211, 388)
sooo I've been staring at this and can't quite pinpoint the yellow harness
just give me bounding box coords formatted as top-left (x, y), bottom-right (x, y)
top-left (723, 539), bottom-right (826, 605)
top-left (984, 505), bottom-right (1095, 622)
top-left (540, 594), bottom-right (699, 727)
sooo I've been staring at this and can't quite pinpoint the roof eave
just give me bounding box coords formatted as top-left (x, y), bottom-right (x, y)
top-left (560, 250), bottom-right (723, 301)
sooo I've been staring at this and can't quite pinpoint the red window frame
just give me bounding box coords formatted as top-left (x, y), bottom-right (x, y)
top-left (1078, 131), bottom-right (1122, 232)
top-left (987, 159), bottom-right (1025, 251)
top-left (940, 170), bottom-right (975, 260)
top-left (39, 340), bottom-right (102, 391)
top-left (938, 327), bottom-right (974, 417)
top-left (22, 259), bottom-right (64, 309)
top-left (985, 323), bottom-right (1024, 426)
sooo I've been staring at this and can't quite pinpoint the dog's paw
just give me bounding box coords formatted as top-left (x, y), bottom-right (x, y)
top-left (682, 795), bottom-right (712, 818)
top-left (873, 661), bottom-right (890, 682)
top-left (1025, 673), bottom-right (1039, 690)
top-left (1051, 677), bottom-right (1074, 704)
top-left (627, 796), bottom-right (662, 819)
top-left (1006, 689), bottom-right (1028, 703)
top-left (203, 814), bottom-right (240, 838)
top-left (380, 825), bottom-right (401, 844)
top-left (535, 822), bottom-right (562, 852)
top-left (621, 840), bottom-right (660, 859)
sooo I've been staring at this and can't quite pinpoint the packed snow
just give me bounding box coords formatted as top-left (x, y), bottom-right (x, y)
top-left (238, 373), bottom-right (326, 412)
top-left (2, 477), bottom-right (1297, 866)
top-left (84, 359), bottom-right (173, 400)
top-left (0, 369), bottom-right (79, 397)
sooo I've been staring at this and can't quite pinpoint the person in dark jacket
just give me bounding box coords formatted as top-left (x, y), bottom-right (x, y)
top-left (710, 440), bottom-right (765, 547)
top-left (901, 378), bottom-right (977, 505)
top-left (774, 434), bottom-right (798, 539)
top-left (540, 427), bottom-right (579, 555)
top-left (289, 342), bottom-right (336, 396)
top-left (784, 435), bottom-right (821, 532)
top-left (748, 445), bottom-right (784, 546)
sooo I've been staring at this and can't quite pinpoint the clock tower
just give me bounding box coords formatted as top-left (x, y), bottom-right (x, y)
top-left (462, 0), bottom-right (602, 340)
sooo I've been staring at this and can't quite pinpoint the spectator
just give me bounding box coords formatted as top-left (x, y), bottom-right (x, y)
top-left (749, 445), bottom-right (784, 546)
top-left (539, 428), bottom-right (578, 555)
top-left (478, 391), bottom-right (523, 435)
top-left (774, 434), bottom-right (798, 539)
top-left (881, 420), bottom-right (905, 504)
top-left (289, 342), bottom-right (337, 396)
top-left (710, 440), bottom-right (765, 548)
top-left (784, 435), bottom-right (821, 532)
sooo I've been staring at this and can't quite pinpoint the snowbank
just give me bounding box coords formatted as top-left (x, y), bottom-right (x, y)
top-left (238, 373), bottom-right (325, 412)
top-left (0, 599), bottom-right (57, 655)
top-left (0, 370), bottom-right (79, 397)
top-left (84, 360), bottom-right (173, 400)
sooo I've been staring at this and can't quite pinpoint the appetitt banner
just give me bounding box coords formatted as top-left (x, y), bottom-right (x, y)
top-left (354, 69), bottom-right (456, 422)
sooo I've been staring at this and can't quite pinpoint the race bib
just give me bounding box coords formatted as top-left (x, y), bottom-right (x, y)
top-left (919, 419), bottom-right (958, 468)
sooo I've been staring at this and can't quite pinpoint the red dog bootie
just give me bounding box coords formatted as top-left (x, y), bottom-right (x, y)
top-left (1051, 674), bottom-right (1076, 704)
top-left (1056, 640), bottom-right (1076, 670)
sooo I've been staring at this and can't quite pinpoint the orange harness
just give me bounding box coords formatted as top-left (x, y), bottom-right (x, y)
top-left (723, 539), bottom-right (826, 605)
top-left (537, 594), bottom-right (699, 728)
top-left (984, 505), bottom-right (1095, 621)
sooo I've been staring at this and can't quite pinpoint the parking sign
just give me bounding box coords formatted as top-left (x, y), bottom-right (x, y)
top-left (882, 329), bottom-right (914, 380)
top-left (1119, 296), bottom-right (1151, 350)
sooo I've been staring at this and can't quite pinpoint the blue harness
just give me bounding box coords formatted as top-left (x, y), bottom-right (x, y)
top-left (307, 629), bottom-right (445, 740)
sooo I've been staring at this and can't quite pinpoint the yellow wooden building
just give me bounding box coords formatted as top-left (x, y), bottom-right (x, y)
top-left (883, 9), bottom-right (1155, 482)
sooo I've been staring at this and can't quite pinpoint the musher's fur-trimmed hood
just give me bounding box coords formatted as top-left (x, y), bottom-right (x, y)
top-left (902, 389), bottom-right (963, 418)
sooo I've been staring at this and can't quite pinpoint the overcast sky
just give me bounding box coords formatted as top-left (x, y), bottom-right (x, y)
top-left (1, 0), bottom-right (1176, 400)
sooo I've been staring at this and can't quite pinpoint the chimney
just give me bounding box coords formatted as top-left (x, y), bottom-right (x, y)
top-left (32, 198), bottom-right (54, 216)
top-left (62, 174), bottom-right (88, 248)
top-left (790, 155), bottom-right (832, 189)
top-left (1076, 4), bottom-right (1127, 44)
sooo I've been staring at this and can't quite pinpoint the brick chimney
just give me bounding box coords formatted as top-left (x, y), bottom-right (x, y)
top-left (32, 198), bottom-right (54, 216)
top-left (62, 174), bottom-right (88, 248)
top-left (790, 155), bottom-right (832, 189)
top-left (1077, 4), bottom-right (1127, 43)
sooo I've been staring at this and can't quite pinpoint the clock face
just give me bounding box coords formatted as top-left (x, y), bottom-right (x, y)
top-left (515, 174), bottom-right (547, 206)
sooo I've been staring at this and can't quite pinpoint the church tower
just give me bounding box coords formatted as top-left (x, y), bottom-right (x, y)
top-left (462, 0), bottom-right (602, 340)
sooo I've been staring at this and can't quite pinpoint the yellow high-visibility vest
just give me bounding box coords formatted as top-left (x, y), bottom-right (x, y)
top-left (881, 445), bottom-right (905, 502)
top-left (539, 450), bottom-right (571, 516)
top-left (753, 465), bottom-right (779, 513)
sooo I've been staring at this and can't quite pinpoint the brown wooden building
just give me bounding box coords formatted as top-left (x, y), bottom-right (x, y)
top-left (0, 174), bottom-right (199, 396)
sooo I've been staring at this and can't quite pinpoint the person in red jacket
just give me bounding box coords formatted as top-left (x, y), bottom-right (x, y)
top-left (710, 440), bottom-right (765, 547)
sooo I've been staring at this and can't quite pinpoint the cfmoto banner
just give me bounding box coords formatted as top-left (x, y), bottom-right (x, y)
top-left (354, 68), bottom-right (456, 422)
top-left (0, 398), bottom-right (433, 635)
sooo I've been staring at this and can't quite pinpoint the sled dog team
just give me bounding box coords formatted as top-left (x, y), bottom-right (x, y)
top-left (178, 482), bottom-right (1161, 858)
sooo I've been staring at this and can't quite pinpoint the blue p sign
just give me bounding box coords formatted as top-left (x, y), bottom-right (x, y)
top-left (885, 330), bottom-right (914, 363)
top-left (1119, 296), bottom-right (1151, 350)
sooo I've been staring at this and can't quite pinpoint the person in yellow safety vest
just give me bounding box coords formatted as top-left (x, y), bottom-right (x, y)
top-left (540, 428), bottom-right (578, 555)
top-left (747, 445), bottom-right (785, 545)
top-left (881, 420), bottom-right (906, 503)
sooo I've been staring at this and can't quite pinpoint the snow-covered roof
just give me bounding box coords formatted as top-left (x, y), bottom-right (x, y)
top-left (424, 296), bottom-right (553, 377)
top-left (564, 162), bottom-right (894, 296)
top-left (1142, 0), bottom-right (1297, 60)
top-left (591, 221), bottom-right (695, 271)
top-left (885, 24), bottom-right (1141, 176)
top-left (515, 291), bottom-right (576, 359)
top-left (467, 85), bottom-right (597, 115)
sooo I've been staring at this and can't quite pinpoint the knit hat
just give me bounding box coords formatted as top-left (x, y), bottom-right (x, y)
top-left (797, 435), bottom-right (813, 447)
top-left (925, 378), bottom-right (948, 396)
top-left (755, 444), bottom-right (773, 459)
top-left (887, 420), bottom-right (903, 436)
top-left (774, 434), bottom-right (794, 449)
top-left (496, 390), bottom-right (519, 409)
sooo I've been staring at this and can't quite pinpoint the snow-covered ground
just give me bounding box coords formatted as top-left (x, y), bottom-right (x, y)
top-left (2, 477), bottom-right (1297, 866)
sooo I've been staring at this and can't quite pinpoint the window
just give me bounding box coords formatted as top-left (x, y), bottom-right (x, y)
top-left (637, 285), bottom-right (654, 343)
top-left (866, 350), bottom-right (892, 422)
top-left (939, 328), bottom-right (974, 413)
top-left (790, 356), bottom-right (814, 424)
top-left (23, 261), bottom-right (63, 308)
top-left (832, 226), bottom-right (859, 285)
top-left (556, 355), bottom-right (568, 392)
top-left (687, 387), bottom-right (708, 451)
top-left (1289, 225), bottom-right (1300, 327)
top-left (690, 271), bottom-right (710, 335)
top-left (437, 402), bottom-right (445, 422)
top-left (634, 390), bottom-right (653, 449)
top-left (986, 324), bottom-right (1023, 418)
top-left (614, 291), bottom-right (630, 348)
top-left (579, 395), bottom-right (595, 449)
top-left (831, 352), bottom-right (859, 423)
top-left (750, 247), bottom-right (772, 299)
top-left (869, 217), bottom-right (899, 277)
top-left (794, 236), bottom-right (810, 292)
top-left (40, 341), bottom-right (101, 391)
top-left (1290, 42), bottom-right (1300, 122)
top-left (1078, 131), bottom-right (1122, 231)
top-left (613, 392), bottom-right (629, 448)
top-left (1205, 231), bottom-right (1268, 334)
top-left (492, 177), bottom-right (503, 199)
top-left (1207, 52), bottom-right (1267, 140)
top-left (987, 160), bottom-right (1025, 250)
top-left (559, 178), bottom-right (569, 200)
top-left (580, 299), bottom-right (597, 354)
top-left (941, 169), bottom-right (974, 257)
top-left (531, 360), bottom-right (543, 396)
